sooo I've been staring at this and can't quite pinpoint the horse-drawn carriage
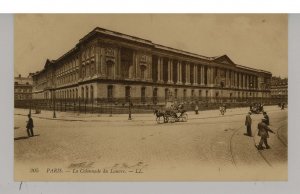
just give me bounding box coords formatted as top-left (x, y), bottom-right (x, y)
top-left (154, 102), bottom-right (188, 124)
top-left (250, 103), bottom-right (264, 114)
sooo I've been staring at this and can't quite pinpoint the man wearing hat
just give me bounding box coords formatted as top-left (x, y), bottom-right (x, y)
top-left (256, 118), bottom-right (275, 150)
top-left (245, 112), bottom-right (252, 136)
top-left (26, 114), bottom-right (34, 137)
top-left (263, 111), bottom-right (270, 125)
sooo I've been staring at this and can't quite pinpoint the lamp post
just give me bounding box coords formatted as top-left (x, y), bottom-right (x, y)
top-left (53, 91), bottom-right (56, 118)
top-left (128, 95), bottom-right (132, 120)
top-left (29, 95), bottom-right (32, 116)
top-left (109, 97), bottom-right (112, 117)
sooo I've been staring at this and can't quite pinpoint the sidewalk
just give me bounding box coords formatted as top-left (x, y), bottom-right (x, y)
top-left (14, 105), bottom-right (280, 122)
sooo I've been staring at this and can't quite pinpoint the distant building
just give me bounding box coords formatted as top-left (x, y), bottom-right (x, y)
top-left (32, 27), bottom-right (272, 105)
top-left (14, 74), bottom-right (33, 100)
top-left (271, 76), bottom-right (288, 101)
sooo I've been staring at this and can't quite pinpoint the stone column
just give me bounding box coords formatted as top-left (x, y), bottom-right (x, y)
top-left (194, 65), bottom-right (198, 85)
top-left (177, 61), bottom-right (182, 84)
top-left (200, 65), bottom-right (204, 86)
top-left (168, 59), bottom-right (173, 84)
top-left (148, 57), bottom-right (152, 82)
top-left (207, 67), bottom-right (211, 85)
top-left (211, 67), bottom-right (215, 86)
top-left (95, 46), bottom-right (99, 75)
top-left (185, 63), bottom-right (190, 85)
top-left (231, 71), bottom-right (235, 88)
top-left (160, 57), bottom-right (164, 82)
top-left (157, 57), bottom-right (161, 82)
top-left (225, 69), bottom-right (229, 87)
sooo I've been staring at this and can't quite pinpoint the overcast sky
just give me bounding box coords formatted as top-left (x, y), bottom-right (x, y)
top-left (14, 14), bottom-right (288, 78)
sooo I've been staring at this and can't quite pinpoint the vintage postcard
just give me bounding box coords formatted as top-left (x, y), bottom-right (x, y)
top-left (14, 14), bottom-right (288, 181)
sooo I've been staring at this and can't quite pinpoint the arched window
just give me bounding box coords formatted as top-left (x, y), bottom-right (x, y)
top-left (81, 87), bottom-right (84, 100)
top-left (86, 86), bottom-right (89, 102)
top-left (140, 65), bottom-right (147, 80)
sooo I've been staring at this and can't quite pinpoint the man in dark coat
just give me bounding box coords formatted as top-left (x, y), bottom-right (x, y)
top-left (26, 114), bottom-right (34, 137)
top-left (281, 102), bottom-right (285, 110)
top-left (245, 112), bottom-right (252, 136)
top-left (263, 112), bottom-right (270, 125)
top-left (257, 118), bottom-right (275, 150)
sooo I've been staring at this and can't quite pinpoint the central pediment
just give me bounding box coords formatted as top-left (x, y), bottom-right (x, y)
top-left (212, 55), bottom-right (236, 66)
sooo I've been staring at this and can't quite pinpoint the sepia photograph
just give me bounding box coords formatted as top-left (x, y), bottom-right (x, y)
top-left (14, 14), bottom-right (288, 181)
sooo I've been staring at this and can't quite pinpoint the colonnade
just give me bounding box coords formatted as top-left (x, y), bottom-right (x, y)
top-left (155, 56), bottom-right (259, 90)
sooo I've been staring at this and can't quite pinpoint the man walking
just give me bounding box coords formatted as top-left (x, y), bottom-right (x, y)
top-left (26, 114), bottom-right (34, 137)
top-left (263, 111), bottom-right (270, 125)
top-left (256, 118), bottom-right (275, 150)
top-left (245, 112), bottom-right (252, 136)
top-left (194, 104), bottom-right (199, 115)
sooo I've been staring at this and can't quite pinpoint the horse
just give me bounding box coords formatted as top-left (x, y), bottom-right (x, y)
top-left (219, 106), bottom-right (225, 115)
top-left (154, 109), bottom-right (166, 123)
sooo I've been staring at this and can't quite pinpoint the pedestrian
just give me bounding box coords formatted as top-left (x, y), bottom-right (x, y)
top-left (223, 104), bottom-right (227, 113)
top-left (263, 111), bottom-right (270, 125)
top-left (26, 114), bottom-right (34, 137)
top-left (195, 104), bottom-right (199, 115)
top-left (256, 118), bottom-right (275, 150)
top-left (244, 112), bottom-right (252, 136)
top-left (281, 102), bottom-right (285, 110)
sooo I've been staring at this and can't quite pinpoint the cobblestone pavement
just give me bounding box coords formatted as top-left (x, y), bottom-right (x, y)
top-left (14, 106), bottom-right (287, 181)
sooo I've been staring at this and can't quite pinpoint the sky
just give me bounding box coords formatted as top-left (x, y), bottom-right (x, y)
top-left (14, 14), bottom-right (288, 78)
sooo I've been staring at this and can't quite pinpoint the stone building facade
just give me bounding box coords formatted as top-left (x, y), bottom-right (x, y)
top-left (271, 76), bottom-right (288, 102)
top-left (32, 27), bottom-right (272, 104)
top-left (14, 74), bottom-right (33, 100)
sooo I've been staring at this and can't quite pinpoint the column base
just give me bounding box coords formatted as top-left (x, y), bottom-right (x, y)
top-left (167, 81), bottom-right (174, 84)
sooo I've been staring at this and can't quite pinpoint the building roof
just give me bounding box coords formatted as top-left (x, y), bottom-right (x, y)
top-left (14, 75), bottom-right (33, 85)
top-left (34, 26), bottom-right (272, 76)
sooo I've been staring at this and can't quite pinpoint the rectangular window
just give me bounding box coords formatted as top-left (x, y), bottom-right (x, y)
top-left (153, 88), bottom-right (158, 104)
top-left (174, 89), bottom-right (178, 99)
top-left (107, 85), bottom-right (113, 101)
top-left (125, 86), bottom-right (131, 102)
top-left (141, 87), bottom-right (146, 103)
top-left (183, 89), bottom-right (187, 100)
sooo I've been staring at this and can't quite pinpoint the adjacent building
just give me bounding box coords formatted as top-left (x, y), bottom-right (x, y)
top-left (271, 76), bottom-right (288, 102)
top-left (32, 27), bottom-right (272, 105)
top-left (14, 74), bottom-right (33, 100)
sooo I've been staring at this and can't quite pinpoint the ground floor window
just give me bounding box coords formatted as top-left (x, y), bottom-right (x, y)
top-left (107, 85), bottom-right (113, 102)
top-left (141, 87), bottom-right (146, 103)
top-left (153, 88), bottom-right (158, 103)
top-left (125, 86), bottom-right (131, 102)
top-left (183, 89), bottom-right (187, 100)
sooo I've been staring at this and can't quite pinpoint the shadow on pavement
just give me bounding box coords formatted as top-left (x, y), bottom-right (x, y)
top-left (14, 134), bottom-right (40, 141)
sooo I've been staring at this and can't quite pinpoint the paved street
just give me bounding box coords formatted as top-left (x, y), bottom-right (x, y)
top-left (14, 106), bottom-right (287, 181)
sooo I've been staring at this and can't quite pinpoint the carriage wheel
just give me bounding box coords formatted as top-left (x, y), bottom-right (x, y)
top-left (156, 116), bottom-right (164, 124)
top-left (169, 117), bottom-right (175, 123)
top-left (164, 116), bottom-right (169, 123)
top-left (182, 113), bottom-right (188, 122)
